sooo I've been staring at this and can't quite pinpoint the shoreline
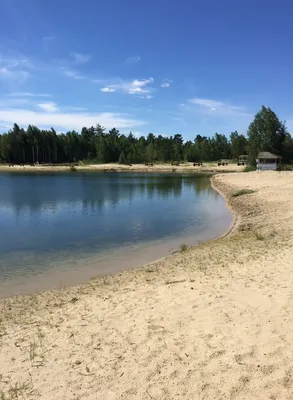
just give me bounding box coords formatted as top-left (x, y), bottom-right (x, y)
top-left (1, 172), bottom-right (293, 398)
top-left (210, 175), bottom-right (239, 238)
top-left (0, 162), bottom-right (245, 174)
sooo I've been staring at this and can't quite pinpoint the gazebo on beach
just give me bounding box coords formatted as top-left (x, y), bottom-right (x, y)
top-left (256, 152), bottom-right (282, 171)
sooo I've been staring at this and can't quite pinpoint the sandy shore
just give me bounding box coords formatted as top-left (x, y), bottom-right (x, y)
top-left (1, 171), bottom-right (293, 399)
top-left (0, 162), bottom-right (244, 174)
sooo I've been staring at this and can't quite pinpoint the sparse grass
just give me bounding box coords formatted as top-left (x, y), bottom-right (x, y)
top-left (243, 165), bottom-right (256, 172)
top-left (29, 341), bottom-right (38, 362)
top-left (0, 381), bottom-right (35, 400)
top-left (180, 243), bottom-right (188, 252)
top-left (254, 231), bottom-right (265, 241)
top-left (232, 189), bottom-right (256, 198)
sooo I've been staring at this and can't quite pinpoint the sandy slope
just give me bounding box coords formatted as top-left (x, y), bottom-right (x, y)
top-left (1, 171), bottom-right (293, 399)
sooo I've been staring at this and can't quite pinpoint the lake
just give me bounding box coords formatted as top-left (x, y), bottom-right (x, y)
top-left (0, 172), bottom-right (232, 297)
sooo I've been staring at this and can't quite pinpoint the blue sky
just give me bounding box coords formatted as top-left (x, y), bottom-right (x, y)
top-left (0, 0), bottom-right (292, 139)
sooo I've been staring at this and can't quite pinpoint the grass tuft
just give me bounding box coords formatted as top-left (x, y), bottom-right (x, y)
top-left (232, 189), bottom-right (256, 198)
top-left (254, 231), bottom-right (265, 241)
top-left (180, 243), bottom-right (188, 252)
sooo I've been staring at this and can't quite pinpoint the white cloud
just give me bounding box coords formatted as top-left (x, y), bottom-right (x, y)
top-left (10, 92), bottom-right (51, 97)
top-left (70, 53), bottom-right (92, 64)
top-left (189, 97), bottom-right (247, 115)
top-left (161, 80), bottom-right (172, 88)
top-left (0, 53), bottom-right (33, 84)
top-left (62, 68), bottom-right (85, 80)
top-left (100, 77), bottom-right (154, 97)
top-left (126, 56), bottom-right (141, 64)
top-left (100, 87), bottom-right (116, 93)
top-left (0, 108), bottom-right (145, 132)
top-left (37, 102), bottom-right (59, 112)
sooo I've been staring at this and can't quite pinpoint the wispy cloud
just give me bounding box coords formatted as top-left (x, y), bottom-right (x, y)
top-left (0, 108), bottom-right (145, 132)
top-left (126, 56), bottom-right (141, 64)
top-left (70, 53), bottom-right (92, 64)
top-left (161, 79), bottom-right (172, 88)
top-left (10, 92), bottom-right (51, 98)
top-left (0, 67), bottom-right (30, 83)
top-left (100, 77), bottom-right (154, 98)
top-left (62, 68), bottom-right (85, 80)
top-left (37, 102), bottom-right (59, 113)
top-left (172, 116), bottom-right (184, 122)
top-left (189, 97), bottom-right (248, 115)
top-left (0, 53), bottom-right (33, 84)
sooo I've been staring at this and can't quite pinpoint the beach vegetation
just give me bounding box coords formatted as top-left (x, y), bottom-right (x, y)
top-left (232, 189), bottom-right (256, 197)
top-left (0, 381), bottom-right (34, 400)
top-left (243, 165), bottom-right (256, 172)
top-left (254, 231), bottom-right (265, 241)
top-left (180, 243), bottom-right (188, 252)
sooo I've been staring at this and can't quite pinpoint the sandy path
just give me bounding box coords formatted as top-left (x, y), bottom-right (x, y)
top-left (1, 171), bottom-right (293, 399)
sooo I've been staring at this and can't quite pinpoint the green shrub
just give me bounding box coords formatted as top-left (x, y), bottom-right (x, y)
top-left (277, 164), bottom-right (293, 171)
top-left (243, 165), bottom-right (256, 172)
top-left (232, 189), bottom-right (256, 197)
top-left (180, 243), bottom-right (188, 252)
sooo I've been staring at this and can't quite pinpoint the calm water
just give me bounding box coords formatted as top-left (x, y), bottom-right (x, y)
top-left (0, 172), bottom-right (232, 297)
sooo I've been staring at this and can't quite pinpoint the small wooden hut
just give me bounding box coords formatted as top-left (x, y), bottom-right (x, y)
top-left (256, 152), bottom-right (282, 171)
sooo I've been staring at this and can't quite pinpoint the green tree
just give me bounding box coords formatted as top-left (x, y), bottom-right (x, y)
top-left (230, 131), bottom-right (248, 159)
top-left (247, 106), bottom-right (287, 166)
top-left (283, 134), bottom-right (293, 163)
top-left (172, 134), bottom-right (183, 162)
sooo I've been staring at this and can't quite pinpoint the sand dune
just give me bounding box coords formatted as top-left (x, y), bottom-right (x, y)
top-left (1, 171), bottom-right (293, 399)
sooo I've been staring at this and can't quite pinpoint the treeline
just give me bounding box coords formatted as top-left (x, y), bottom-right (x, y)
top-left (0, 106), bottom-right (292, 165)
top-left (0, 124), bottom-right (247, 164)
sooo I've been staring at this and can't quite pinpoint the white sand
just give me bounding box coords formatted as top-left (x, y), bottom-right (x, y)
top-left (1, 171), bottom-right (293, 399)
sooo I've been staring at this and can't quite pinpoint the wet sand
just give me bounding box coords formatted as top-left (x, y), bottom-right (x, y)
top-left (1, 171), bottom-right (293, 399)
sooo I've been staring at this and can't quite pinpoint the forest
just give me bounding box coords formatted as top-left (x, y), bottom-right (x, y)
top-left (0, 106), bottom-right (293, 166)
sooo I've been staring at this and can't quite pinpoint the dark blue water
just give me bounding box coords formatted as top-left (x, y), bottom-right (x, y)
top-left (0, 172), bottom-right (232, 296)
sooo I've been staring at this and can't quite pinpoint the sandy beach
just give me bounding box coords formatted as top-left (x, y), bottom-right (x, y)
top-left (1, 171), bottom-right (293, 399)
top-left (0, 162), bottom-right (244, 174)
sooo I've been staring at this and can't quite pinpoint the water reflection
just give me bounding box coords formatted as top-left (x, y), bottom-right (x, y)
top-left (0, 172), bottom-right (231, 289)
top-left (0, 172), bottom-right (215, 215)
